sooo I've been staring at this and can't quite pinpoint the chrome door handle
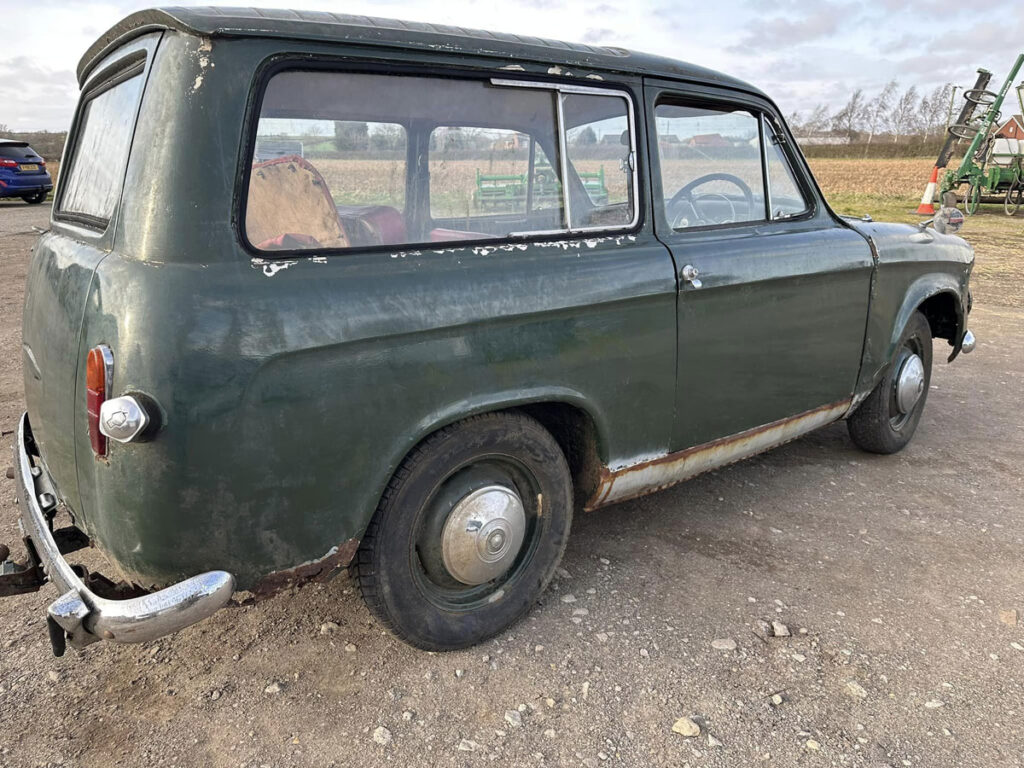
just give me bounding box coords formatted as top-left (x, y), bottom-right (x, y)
top-left (681, 264), bottom-right (702, 288)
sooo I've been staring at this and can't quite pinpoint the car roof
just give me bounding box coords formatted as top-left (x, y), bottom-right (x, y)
top-left (79, 6), bottom-right (766, 101)
top-left (0, 140), bottom-right (30, 147)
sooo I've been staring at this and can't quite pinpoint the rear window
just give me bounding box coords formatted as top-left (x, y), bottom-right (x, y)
top-left (58, 72), bottom-right (144, 224)
top-left (0, 144), bottom-right (37, 160)
top-left (244, 70), bottom-right (638, 253)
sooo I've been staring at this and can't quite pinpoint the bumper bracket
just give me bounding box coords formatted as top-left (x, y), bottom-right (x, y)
top-left (11, 413), bottom-right (236, 656)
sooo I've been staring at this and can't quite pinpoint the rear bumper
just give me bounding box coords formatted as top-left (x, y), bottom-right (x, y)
top-left (12, 412), bottom-right (235, 655)
top-left (0, 175), bottom-right (52, 196)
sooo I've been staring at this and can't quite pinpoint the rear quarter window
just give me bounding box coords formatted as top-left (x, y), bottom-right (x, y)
top-left (58, 71), bottom-right (144, 224)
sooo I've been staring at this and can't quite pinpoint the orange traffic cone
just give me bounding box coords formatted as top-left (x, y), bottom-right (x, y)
top-left (916, 167), bottom-right (939, 215)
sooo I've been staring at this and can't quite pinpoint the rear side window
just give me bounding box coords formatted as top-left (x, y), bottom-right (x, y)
top-left (244, 70), bottom-right (638, 253)
top-left (58, 72), bottom-right (144, 224)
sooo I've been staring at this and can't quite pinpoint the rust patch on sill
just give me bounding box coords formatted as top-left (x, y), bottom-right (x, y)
top-left (585, 399), bottom-right (851, 511)
top-left (243, 538), bottom-right (359, 603)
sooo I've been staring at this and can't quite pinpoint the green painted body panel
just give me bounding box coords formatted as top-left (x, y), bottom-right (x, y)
top-left (20, 14), bottom-right (973, 592)
top-left (847, 221), bottom-right (973, 394)
top-left (666, 224), bottom-right (873, 449)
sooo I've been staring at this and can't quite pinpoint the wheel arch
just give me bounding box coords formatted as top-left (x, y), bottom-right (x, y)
top-left (888, 276), bottom-right (966, 366)
top-left (361, 389), bottom-right (612, 540)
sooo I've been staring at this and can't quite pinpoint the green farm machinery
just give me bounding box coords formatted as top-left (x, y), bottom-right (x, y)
top-left (938, 53), bottom-right (1024, 216)
top-left (473, 160), bottom-right (608, 211)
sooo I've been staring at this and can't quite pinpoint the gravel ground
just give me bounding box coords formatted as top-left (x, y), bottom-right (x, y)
top-left (1, 201), bottom-right (1022, 768)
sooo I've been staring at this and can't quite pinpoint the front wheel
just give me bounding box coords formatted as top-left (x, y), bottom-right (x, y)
top-left (847, 311), bottom-right (933, 455)
top-left (354, 412), bottom-right (573, 651)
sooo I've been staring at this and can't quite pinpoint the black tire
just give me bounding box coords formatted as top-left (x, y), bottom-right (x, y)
top-left (21, 191), bottom-right (46, 205)
top-left (354, 411), bottom-right (573, 651)
top-left (847, 311), bottom-right (932, 454)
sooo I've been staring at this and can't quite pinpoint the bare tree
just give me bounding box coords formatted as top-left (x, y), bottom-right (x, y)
top-left (889, 85), bottom-right (919, 143)
top-left (803, 103), bottom-right (831, 134)
top-left (917, 83), bottom-right (952, 139)
top-left (831, 89), bottom-right (866, 139)
top-left (864, 80), bottom-right (898, 147)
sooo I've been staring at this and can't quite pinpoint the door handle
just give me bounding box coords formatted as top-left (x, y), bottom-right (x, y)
top-left (680, 264), bottom-right (702, 288)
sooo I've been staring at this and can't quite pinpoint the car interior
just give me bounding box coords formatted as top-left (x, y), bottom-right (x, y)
top-left (246, 71), bottom-right (634, 251)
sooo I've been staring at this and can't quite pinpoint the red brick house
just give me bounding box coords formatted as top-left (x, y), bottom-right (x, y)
top-left (995, 115), bottom-right (1024, 140)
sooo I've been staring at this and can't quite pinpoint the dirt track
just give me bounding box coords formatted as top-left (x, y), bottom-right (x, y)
top-left (1, 200), bottom-right (1023, 768)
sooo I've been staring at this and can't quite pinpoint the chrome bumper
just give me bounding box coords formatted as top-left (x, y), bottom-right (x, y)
top-left (13, 413), bottom-right (235, 655)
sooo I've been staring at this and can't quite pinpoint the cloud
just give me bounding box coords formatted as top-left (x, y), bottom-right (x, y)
top-left (581, 28), bottom-right (616, 43)
top-left (730, 1), bottom-right (861, 51)
top-left (0, 57), bottom-right (78, 130)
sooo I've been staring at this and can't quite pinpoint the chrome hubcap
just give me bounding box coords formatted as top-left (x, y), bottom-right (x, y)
top-left (441, 485), bottom-right (526, 586)
top-left (894, 353), bottom-right (925, 414)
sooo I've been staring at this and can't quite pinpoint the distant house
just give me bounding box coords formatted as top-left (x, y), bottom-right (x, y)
top-left (995, 115), bottom-right (1024, 140)
top-left (687, 133), bottom-right (730, 148)
top-left (492, 132), bottom-right (526, 151)
top-left (794, 131), bottom-right (851, 146)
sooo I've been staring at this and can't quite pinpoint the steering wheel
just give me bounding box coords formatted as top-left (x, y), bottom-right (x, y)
top-left (667, 173), bottom-right (755, 227)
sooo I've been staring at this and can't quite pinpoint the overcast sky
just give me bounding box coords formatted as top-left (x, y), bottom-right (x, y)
top-left (2, 0), bottom-right (1022, 131)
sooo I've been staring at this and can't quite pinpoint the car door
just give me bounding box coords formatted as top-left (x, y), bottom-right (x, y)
top-left (645, 82), bottom-right (874, 451)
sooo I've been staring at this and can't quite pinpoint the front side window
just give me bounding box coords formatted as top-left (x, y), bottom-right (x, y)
top-left (654, 102), bottom-right (765, 230)
top-left (59, 72), bottom-right (144, 223)
top-left (764, 118), bottom-right (811, 220)
top-left (245, 71), bottom-right (637, 252)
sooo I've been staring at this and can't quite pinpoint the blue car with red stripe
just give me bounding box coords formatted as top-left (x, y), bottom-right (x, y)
top-left (0, 140), bottom-right (52, 204)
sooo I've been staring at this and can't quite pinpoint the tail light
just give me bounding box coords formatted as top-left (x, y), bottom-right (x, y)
top-left (0, 159), bottom-right (18, 168)
top-left (86, 345), bottom-right (113, 457)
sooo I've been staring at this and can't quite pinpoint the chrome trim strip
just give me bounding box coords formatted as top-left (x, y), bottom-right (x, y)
top-left (98, 344), bottom-right (114, 399)
top-left (555, 91), bottom-right (573, 230)
top-left (761, 115), bottom-right (773, 221)
top-left (14, 413), bottom-right (235, 652)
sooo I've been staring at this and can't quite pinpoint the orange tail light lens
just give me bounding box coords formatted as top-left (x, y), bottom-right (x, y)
top-left (86, 345), bottom-right (112, 456)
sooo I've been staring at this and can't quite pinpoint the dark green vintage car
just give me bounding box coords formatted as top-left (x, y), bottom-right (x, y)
top-left (4, 7), bottom-right (975, 655)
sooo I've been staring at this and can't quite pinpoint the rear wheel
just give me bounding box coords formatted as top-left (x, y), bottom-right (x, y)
top-left (354, 412), bottom-right (573, 651)
top-left (21, 191), bottom-right (46, 205)
top-left (847, 311), bottom-right (932, 455)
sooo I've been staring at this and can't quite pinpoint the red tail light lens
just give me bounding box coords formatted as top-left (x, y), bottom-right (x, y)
top-left (86, 346), bottom-right (112, 456)
top-left (0, 159), bottom-right (18, 168)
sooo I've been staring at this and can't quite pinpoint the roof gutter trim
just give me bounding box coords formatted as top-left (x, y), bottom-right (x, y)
top-left (77, 11), bottom-right (185, 87)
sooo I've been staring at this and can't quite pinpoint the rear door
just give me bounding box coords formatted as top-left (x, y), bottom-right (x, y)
top-left (645, 82), bottom-right (873, 451)
top-left (21, 33), bottom-right (157, 523)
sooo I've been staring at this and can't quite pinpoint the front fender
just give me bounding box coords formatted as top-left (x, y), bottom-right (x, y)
top-left (847, 221), bottom-right (972, 407)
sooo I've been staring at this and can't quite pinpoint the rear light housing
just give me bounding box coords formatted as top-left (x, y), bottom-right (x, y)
top-left (86, 345), bottom-right (113, 457)
top-left (0, 159), bottom-right (18, 168)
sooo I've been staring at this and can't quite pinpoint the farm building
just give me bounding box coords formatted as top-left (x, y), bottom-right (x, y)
top-left (995, 115), bottom-right (1024, 140)
top-left (687, 133), bottom-right (730, 148)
